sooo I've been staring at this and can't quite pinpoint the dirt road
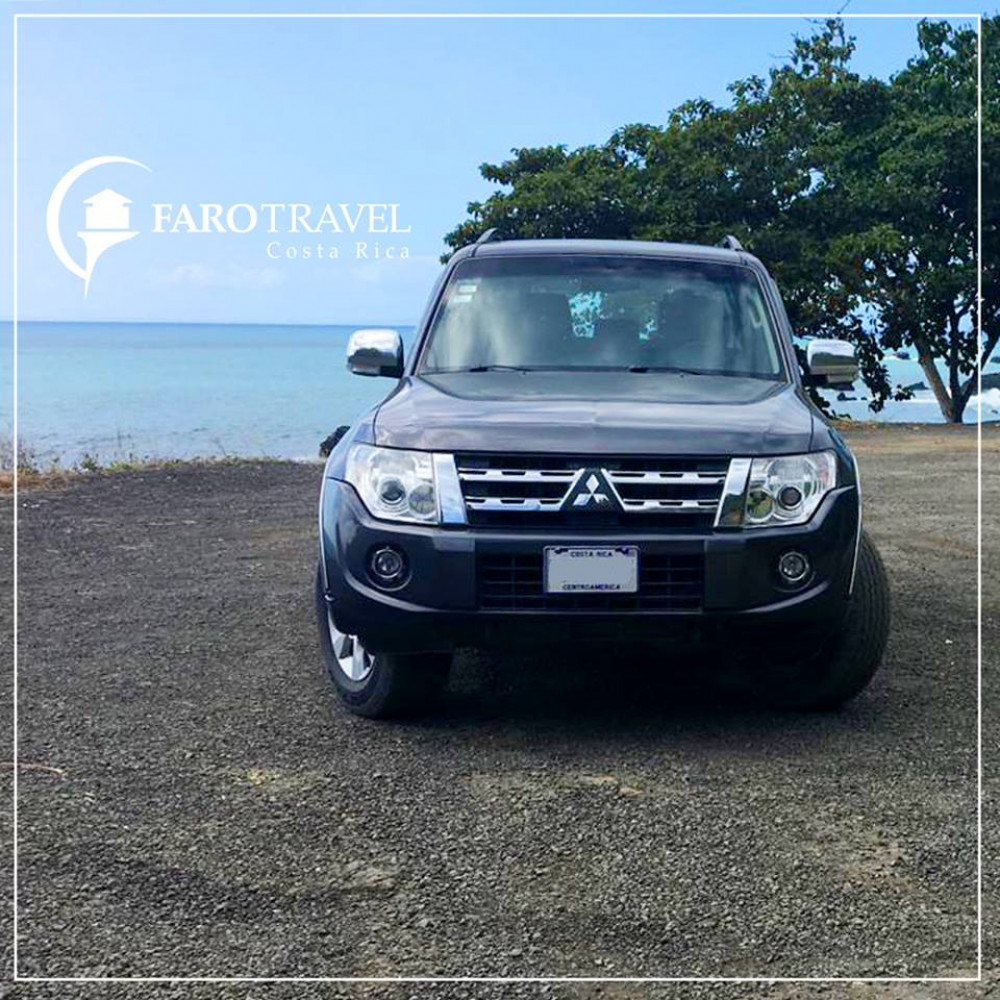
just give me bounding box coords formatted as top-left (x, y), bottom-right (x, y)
top-left (1, 425), bottom-right (996, 998)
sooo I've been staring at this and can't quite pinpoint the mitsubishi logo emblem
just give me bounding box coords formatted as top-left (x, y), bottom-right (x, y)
top-left (563, 469), bottom-right (621, 511)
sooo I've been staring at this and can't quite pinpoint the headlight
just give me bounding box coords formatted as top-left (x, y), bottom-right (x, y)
top-left (346, 444), bottom-right (439, 524)
top-left (744, 451), bottom-right (837, 528)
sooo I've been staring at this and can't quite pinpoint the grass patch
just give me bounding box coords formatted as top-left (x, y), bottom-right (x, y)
top-left (0, 434), bottom-right (288, 492)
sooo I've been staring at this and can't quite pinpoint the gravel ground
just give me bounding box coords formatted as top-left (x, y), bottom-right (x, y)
top-left (0, 425), bottom-right (996, 999)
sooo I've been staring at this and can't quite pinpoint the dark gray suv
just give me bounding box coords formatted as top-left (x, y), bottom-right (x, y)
top-left (316, 236), bottom-right (889, 717)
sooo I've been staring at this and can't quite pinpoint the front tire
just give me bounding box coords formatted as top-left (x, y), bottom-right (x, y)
top-left (315, 565), bottom-right (450, 718)
top-left (756, 531), bottom-right (890, 710)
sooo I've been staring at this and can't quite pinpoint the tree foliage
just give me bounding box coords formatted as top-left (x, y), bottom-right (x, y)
top-left (443, 17), bottom-right (997, 422)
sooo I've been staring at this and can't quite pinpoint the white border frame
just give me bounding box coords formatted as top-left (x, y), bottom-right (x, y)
top-left (9, 8), bottom-right (984, 986)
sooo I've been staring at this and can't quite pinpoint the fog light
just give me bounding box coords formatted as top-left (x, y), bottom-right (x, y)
top-left (777, 550), bottom-right (810, 585)
top-left (369, 545), bottom-right (407, 587)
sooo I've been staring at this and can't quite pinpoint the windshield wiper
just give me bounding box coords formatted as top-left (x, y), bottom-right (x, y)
top-left (625, 365), bottom-right (779, 380)
top-left (427, 364), bottom-right (537, 373)
top-left (466, 364), bottom-right (533, 372)
top-left (624, 364), bottom-right (711, 376)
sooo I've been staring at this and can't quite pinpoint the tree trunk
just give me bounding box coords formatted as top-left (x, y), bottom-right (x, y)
top-left (951, 389), bottom-right (969, 424)
top-left (914, 341), bottom-right (957, 422)
top-left (946, 312), bottom-right (965, 423)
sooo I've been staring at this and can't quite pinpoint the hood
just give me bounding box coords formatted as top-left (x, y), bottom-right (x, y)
top-left (373, 371), bottom-right (815, 456)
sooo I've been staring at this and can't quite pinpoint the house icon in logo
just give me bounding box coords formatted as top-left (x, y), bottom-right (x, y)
top-left (75, 186), bottom-right (140, 295)
top-left (83, 188), bottom-right (132, 231)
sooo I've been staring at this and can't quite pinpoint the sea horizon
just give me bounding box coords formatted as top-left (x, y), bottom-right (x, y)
top-left (3, 318), bottom-right (417, 330)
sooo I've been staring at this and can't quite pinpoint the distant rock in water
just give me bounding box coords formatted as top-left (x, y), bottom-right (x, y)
top-left (895, 350), bottom-right (911, 360)
top-left (836, 392), bottom-right (858, 401)
top-left (903, 381), bottom-right (929, 392)
top-left (980, 372), bottom-right (1000, 391)
top-left (319, 425), bottom-right (350, 458)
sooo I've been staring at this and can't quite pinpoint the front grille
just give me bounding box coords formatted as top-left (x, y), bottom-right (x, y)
top-left (456, 453), bottom-right (730, 530)
top-left (477, 551), bottom-right (704, 611)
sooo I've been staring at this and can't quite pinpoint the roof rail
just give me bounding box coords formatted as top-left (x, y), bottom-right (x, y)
top-left (474, 227), bottom-right (501, 246)
top-left (717, 234), bottom-right (744, 252)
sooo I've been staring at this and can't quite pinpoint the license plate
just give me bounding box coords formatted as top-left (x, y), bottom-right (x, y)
top-left (543, 546), bottom-right (639, 594)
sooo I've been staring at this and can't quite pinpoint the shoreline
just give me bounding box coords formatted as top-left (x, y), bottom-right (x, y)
top-left (0, 454), bottom-right (321, 492)
top-left (3, 421), bottom-right (993, 493)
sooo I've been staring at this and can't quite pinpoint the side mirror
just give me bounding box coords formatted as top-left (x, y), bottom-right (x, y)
top-left (346, 328), bottom-right (403, 378)
top-left (805, 338), bottom-right (858, 389)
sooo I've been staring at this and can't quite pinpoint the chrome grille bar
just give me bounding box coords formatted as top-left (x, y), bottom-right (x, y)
top-left (458, 468), bottom-right (577, 482)
top-left (465, 497), bottom-right (564, 511)
top-left (620, 498), bottom-right (719, 511)
top-left (607, 471), bottom-right (726, 484)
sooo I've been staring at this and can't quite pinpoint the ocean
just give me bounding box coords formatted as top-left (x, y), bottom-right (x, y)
top-left (1, 321), bottom-right (995, 466)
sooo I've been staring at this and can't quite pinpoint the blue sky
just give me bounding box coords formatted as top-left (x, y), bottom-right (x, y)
top-left (1, 0), bottom-right (983, 326)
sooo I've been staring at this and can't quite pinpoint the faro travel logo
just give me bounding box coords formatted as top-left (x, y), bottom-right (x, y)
top-left (46, 156), bottom-right (413, 296)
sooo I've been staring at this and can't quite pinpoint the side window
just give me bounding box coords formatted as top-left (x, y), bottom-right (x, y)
top-left (738, 279), bottom-right (780, 374)
top-left (768, 274), bottom-right (794, 335)
top-left (741, 282), bottom-right (767, 335)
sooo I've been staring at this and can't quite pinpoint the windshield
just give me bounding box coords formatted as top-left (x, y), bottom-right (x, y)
top-left (420, 255), bottom-right (785, 379)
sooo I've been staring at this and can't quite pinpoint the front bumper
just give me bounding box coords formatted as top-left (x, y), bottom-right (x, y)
top-left (319, 480), bottom-right (859, 653)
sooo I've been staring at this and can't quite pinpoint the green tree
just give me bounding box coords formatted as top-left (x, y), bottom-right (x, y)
top-left (828, 18), bottom-right (996, 422)
top-left (444, 17), bottom-right (995, 422)
top-left (622, 22), bottom-right (902, 406)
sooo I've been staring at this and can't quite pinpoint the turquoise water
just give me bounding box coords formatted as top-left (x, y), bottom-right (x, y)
top-left (1, 322), bottom-right (413, 464)
top-left (0, 322), bottom-right (994, 465)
